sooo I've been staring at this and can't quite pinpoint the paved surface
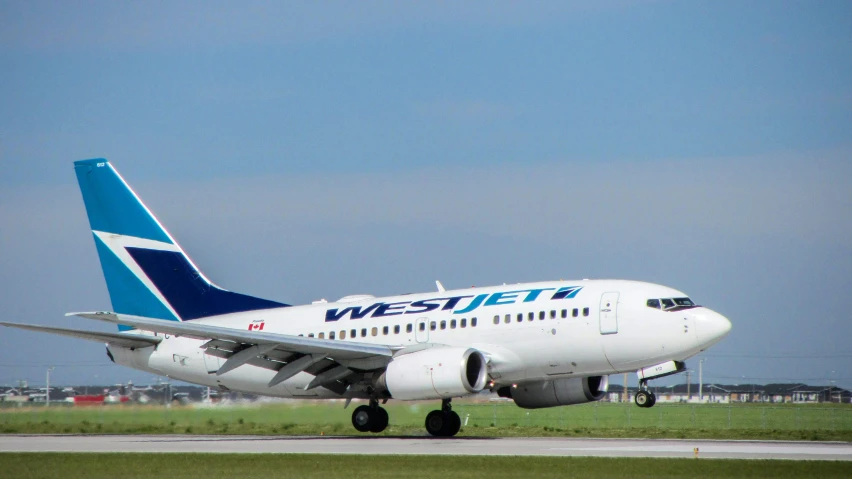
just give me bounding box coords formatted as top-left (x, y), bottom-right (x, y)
top-left (1, 435), bottom-right (851, 460)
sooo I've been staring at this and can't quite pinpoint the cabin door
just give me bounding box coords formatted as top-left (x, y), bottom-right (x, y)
top-left (599, 292), bottom-right (619, 335)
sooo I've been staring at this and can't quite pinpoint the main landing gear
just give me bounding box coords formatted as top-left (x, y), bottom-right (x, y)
top-left (425, 398), bottom-right (461, 437)
top-left (350, 398), bottom-right (462, 436)
top-left (351, 399), bottom-right (389, 433)
top-left (634, 380), bottom-right (657, 408)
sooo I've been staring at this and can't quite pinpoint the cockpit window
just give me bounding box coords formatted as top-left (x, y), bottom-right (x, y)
top-left (648, 297), bottom-right (699, 311)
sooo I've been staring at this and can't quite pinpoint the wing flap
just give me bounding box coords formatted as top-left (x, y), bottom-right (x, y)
top-left (0, 322), bottom-right (161, 349)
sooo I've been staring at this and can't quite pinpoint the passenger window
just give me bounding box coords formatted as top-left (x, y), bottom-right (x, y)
top-left (308, 333), bottom-right (314, 338)
top-left (493, 315), bottom-right (500, 325)
top-left (517, 313), bottom-right (523, 323)
top-left (572, 308), bottom-right (579, 318)
top-left (504, 314), bottom-right (510, 324)
top-left (528, 312), bottom-right (534, 321)
top-left (419, 322), bottom-right (426, 332)
top-left (561, 309), bottom-right (567, 319)
top-left (430, 321), bottom-right (436, 331)
top-left (382, 326), bottom-right (389, 335)
top-left (371, 327), bottom-right (378, 337)
top-left (450, 319), bottom-right (457, 329)
top-left (440, 320), bottom-right (446, 330)
top-left (583, 307), bottom-right (589, 317)
top-left (471, 317), bottom-right (477, 327)
top-left (461, 318), bottom-right (467, 328)
top-left (646, 299), bottom-right (661, 309)
top-left (361, 328), bottom-right (367, 337)
top-left (406, 324), bottom-right (413, 333)
top-left (329, 331), bottom-right (336, 340)
top-left (539, 311), bottom-right (545, 320)
top-left (318, 332), bottom-right (325, 339)
top-left (350, 329), bottom-right (356, 338)
top-left (550, 310), bottom-right (556, 319)
top-left (394, 325), bottom-right (400, 334)
top-left (339, 330), bottom-right (346, 340)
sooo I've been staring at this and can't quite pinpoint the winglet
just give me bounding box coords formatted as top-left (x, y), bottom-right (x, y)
top-left (435, 280), bottom-right (445, 292)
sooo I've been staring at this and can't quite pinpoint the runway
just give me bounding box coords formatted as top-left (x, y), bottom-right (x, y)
top-left (1, 435), bottom-right (850, 460)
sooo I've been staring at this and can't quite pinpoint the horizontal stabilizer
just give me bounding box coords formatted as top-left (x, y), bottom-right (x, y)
top-left (0, 322), bottom-right (161, 349)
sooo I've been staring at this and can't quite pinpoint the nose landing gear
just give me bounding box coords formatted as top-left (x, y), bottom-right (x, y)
top-left (634, 379), bottom-right (657, 408)
top-left (425, 398), bottom-right (461, 437)
top-left (351, 399), bottom-right (389, 433)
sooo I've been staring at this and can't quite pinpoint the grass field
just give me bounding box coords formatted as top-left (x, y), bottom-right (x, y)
top-left (1, 453), bottom-right (850, 479)
top-left (2, 401), bottom-right (851, 441)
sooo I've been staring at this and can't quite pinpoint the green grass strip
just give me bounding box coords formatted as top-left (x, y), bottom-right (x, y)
top-left (1, 453), bottom-right (850, 479)
top-left (2, 402), bottom-right (851, 441)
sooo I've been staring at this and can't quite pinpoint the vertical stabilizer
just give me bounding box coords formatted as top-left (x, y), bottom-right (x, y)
top-left (74, 159), bottom-right (287, 327)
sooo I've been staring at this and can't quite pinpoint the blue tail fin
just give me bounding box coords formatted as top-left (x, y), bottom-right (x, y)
top-left (74, 159), bottom-right (287, 327)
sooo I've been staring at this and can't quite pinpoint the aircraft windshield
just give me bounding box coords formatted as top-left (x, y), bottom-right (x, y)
top-left (647, 297), bottom-right (699, 311)
top-left (674, 298), bottom-right (695, 306)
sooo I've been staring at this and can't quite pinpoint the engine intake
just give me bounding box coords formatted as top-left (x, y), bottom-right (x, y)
top-left (374, 347), bottom-right (488, 400)
top-left (505, 376), bottom-right (609, 409)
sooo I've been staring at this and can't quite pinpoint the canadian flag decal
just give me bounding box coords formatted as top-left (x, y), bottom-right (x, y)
top-left (248, 321), bottom-right (265, 331)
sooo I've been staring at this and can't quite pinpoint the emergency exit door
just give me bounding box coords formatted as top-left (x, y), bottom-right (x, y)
top-left (599, 292), bottom-right (619, 335)
top-left (415, 318), bottom-right (430, 343)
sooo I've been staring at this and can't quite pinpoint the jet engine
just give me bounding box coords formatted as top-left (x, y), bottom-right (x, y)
top-left (500, 376), bottom-right (609, 409)
top-left (373, 347), bottom-right (488, 400)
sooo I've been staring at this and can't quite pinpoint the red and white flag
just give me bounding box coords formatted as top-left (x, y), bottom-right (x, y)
top-left (248, 321), bottom-right (265, 331)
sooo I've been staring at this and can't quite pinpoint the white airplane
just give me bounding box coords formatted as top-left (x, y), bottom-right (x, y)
top-left (2, 159), bottom-right (732, 436)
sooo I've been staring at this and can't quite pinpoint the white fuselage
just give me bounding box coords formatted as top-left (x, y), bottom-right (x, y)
top-left (109, 279), bottom-right (731, 400)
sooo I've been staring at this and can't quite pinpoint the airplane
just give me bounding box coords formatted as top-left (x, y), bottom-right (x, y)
top-left (2, 158), bottom-right (732, 437)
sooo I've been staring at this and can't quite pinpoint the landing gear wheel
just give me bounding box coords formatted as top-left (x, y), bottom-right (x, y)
top-left (425, 410), bottom-right (446, 436)
top-left (647, 393), bottom-right (657, 408)
top-left (352, 405), bottom-right (374, 432)
top-left (425, 410), bottom-right (461, 437)
top-left (370, 407), bottom-right (389, 433)
top-left (634, 390), bottom-right (651, 408)
top-left (445, 411), bottom-right (461, 436)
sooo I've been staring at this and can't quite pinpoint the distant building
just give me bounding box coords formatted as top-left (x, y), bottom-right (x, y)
top-left (605, 383), bottom-right (851, 404)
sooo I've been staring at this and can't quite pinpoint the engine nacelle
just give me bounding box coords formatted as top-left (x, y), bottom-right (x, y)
top-left (374, 347), bottom-right (488, 400)
top-left (506, 376), bottom-right (609, 409)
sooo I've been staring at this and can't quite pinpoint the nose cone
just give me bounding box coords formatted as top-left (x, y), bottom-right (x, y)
top-left (694, 308), bottom-right (732, 348)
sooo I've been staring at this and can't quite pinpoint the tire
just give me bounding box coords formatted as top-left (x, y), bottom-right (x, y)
top-left (425, 410), bottom-right (446, 436)
top-left (352, 405), bottom-right (374, 432)
top-left (370, 407), bottom-right (389, 433)
top-left (444, 411), bottom-right (461, 437)
top-left (647, 393), bottom-right (657, 408)
top-left (634, 390), bottom-right (650, 408)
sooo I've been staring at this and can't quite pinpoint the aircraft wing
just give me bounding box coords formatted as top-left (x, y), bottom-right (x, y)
top-left (0, 321), bottom-right (162, 349)
top-left (70, 311), bottom-right (394, 360)
top-left (70, 311), bottom-right (396, 390)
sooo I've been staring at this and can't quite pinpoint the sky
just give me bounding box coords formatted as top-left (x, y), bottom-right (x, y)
top-left (0, 1), bottom-right (850, 391)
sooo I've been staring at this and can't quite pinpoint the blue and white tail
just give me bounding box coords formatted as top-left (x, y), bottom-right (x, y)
top-left (74, 159), bottom-right (287, 328)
